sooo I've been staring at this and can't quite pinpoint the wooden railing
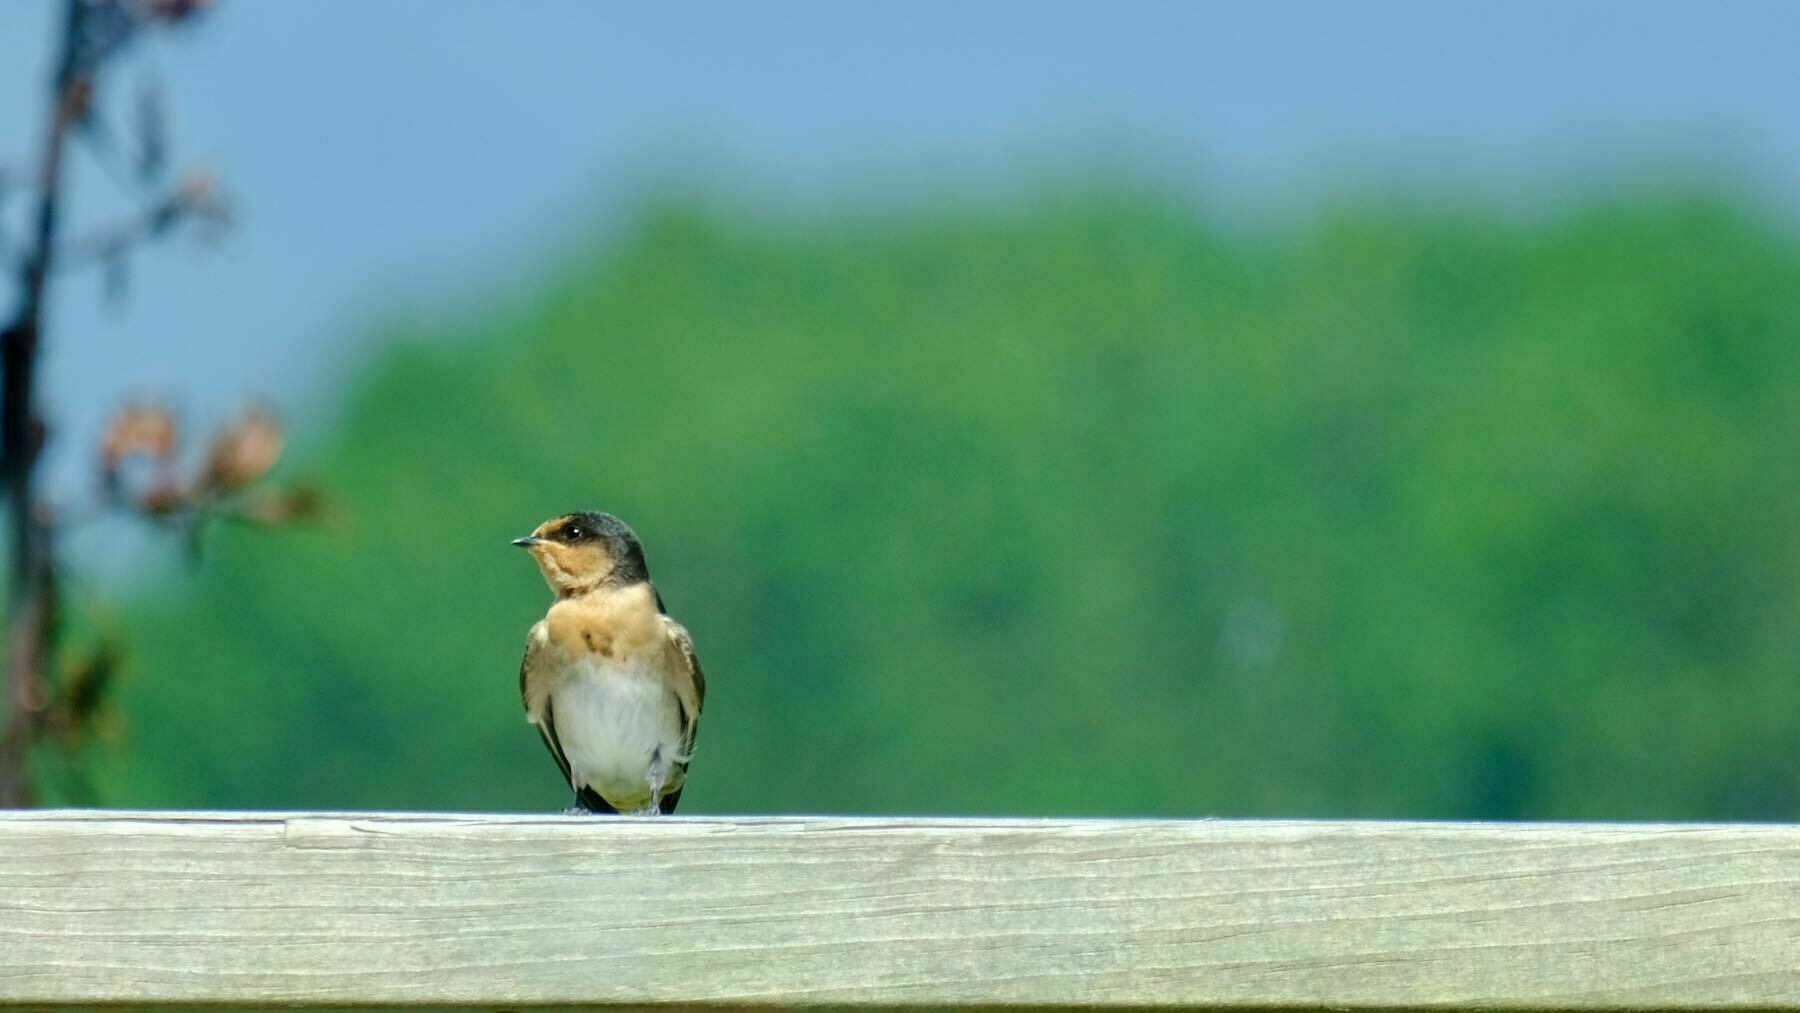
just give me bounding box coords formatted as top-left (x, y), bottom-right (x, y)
top-left (2, 810), bottom-right (1797, 1008)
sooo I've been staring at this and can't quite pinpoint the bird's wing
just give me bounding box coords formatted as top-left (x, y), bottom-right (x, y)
top-left (519, 620), bottom-right (615, 813)
top-left (655, 615), bottom-right (704, 816)
top-left (519, 620), bottom-right (552, 721)
top-left (660, 614), bottom-right (705, 755)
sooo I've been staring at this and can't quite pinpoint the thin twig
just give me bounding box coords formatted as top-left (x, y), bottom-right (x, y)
top-left (51, 174), bottom-right (229, 273)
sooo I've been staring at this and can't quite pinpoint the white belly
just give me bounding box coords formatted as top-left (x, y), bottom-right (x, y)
top-left (550, 657), bottom-right (685, 810)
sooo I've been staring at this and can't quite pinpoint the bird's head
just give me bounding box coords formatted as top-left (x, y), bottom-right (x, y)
top-left (512, 510), bottom-right (649, 597)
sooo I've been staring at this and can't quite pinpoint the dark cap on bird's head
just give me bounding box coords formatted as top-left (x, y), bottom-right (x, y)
top-left (513, 510), bottom-right (649, 596)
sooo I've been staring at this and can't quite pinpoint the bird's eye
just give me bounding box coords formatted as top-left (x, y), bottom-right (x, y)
top-left (563, 524), bottom-right (585, 542)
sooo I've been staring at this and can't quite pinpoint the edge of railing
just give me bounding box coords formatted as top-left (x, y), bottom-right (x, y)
top-left (3, 810), bottom-right (1798, 1009)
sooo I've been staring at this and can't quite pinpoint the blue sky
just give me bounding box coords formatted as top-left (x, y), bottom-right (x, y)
top-left (0, 2), bottom-right (1792, 574)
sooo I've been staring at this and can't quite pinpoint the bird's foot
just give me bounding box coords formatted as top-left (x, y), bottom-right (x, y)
top-left (561, 806), bottom-right (596, 817)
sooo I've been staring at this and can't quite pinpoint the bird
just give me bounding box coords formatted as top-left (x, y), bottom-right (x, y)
top-left (512, 511), bottom-right (705, 815)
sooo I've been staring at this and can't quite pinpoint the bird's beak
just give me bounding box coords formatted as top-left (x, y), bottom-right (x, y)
top-left (512, 536), bottom-right (545, 548)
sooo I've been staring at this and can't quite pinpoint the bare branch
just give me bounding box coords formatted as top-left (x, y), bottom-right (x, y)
top-left (0, 0), bottom-right (90, 809)
top-left (1, 0), bottom-right (231, 807)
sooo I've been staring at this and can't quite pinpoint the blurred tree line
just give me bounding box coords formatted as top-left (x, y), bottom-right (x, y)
top-left (73, 186), bottom-right (1800, 820)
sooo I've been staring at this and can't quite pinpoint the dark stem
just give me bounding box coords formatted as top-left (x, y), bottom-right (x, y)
top-left (0, 0), bottom-right (85, 809)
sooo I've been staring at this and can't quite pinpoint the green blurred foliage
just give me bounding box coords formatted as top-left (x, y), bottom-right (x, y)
top-left (81, 187), bottom-right (1800, 819)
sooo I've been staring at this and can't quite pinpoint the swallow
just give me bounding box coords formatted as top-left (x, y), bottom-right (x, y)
top-left (513, 511), bottom-right (705, 815)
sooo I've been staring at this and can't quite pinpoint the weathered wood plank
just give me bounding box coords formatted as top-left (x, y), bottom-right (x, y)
top-left (2, 811), bottom-right (1800, 1009)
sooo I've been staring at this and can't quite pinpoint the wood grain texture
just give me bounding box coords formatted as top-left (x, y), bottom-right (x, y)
top-left (3, 812), bottom-right (1800, 1009)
